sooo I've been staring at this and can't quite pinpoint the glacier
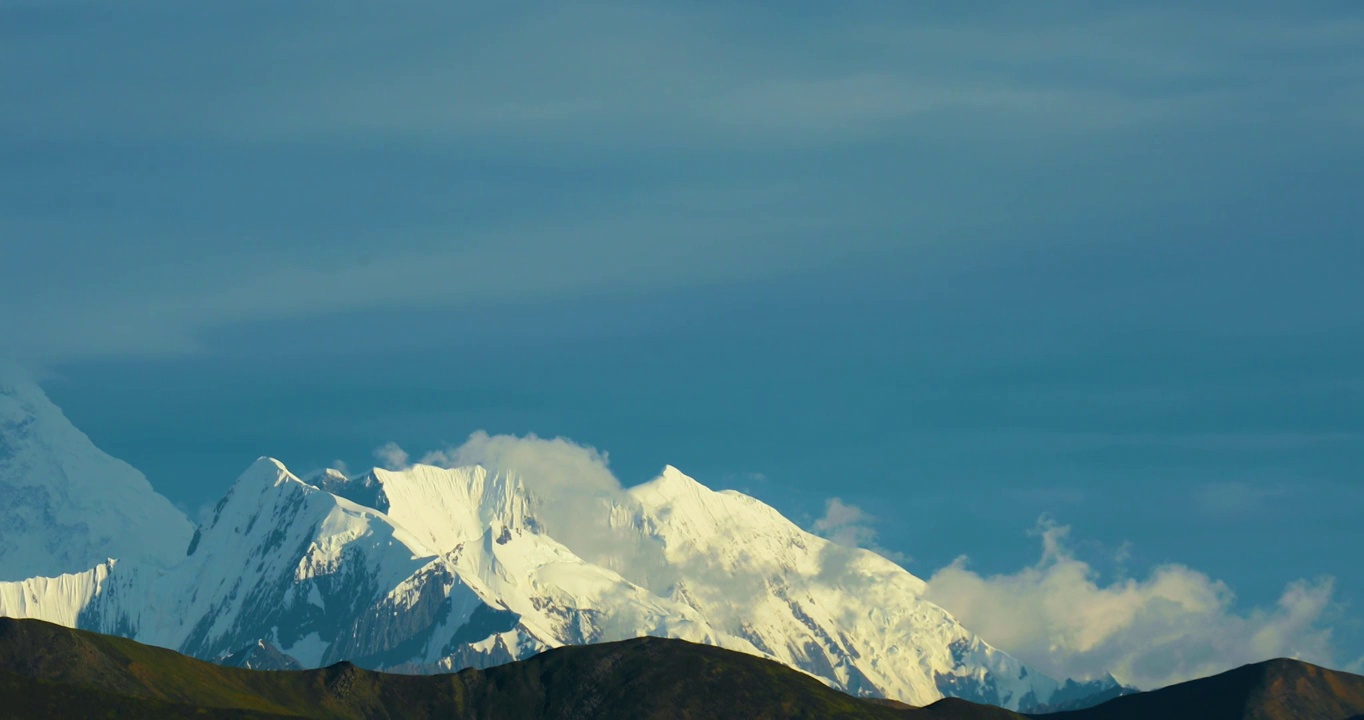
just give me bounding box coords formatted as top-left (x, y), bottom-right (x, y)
top-left (0, 372), bottom-right (1125, 710)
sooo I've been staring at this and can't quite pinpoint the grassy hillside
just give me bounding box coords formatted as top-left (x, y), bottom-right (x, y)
top-left (4, 618), bottom-right (1360, 720)
top-left (0, 618), bottom-right (1000, 719)
top-left (1034, 657), bottom-right (1364, 720)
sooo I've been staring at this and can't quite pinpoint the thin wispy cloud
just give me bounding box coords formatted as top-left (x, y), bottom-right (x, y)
top-left (1192, 481), bottom-right (1291, 517)
top-left (196, 5), bottom-right (1363, 146)
top-left (3, 2), bottom-right (1360, 364)
top-left (1, 192), bottom-right (881, 362)
top-left (8, 3), bottom-right (1360, 146)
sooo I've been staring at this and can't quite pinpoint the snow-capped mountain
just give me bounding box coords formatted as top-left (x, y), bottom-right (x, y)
top-left (0, 363), bottom-right (193, 580)
top-left (0, 376), bottom-right (1117, 710)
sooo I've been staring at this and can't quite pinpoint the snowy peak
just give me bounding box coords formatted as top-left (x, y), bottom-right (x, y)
top-left (627, 465), bottom-right (819, 569)
top-left (197, 456), bottom-right (428, 561)
top-left (196, 457), bottom-right (318, 540)
top-left (230, 456), bottom-right (294, 492)
top-left (0, 388), bottom-right (1120, 711)
top-left (0, 368), bottom-right (84, 478)
top-left (630, 464), bottom-right (708, 503)
top-left (362, 464), bottom-right (537, 552)
top-left (0, 366), bottom-right (192, 579)
top-left (219, 639), bottom-right (303, 671)
top-left (1035, 672), bottom-right (1136, 712)
top-left (170, 456), bottom-right (451, 663)
top-left (658, 464), bottom-right (702, 488)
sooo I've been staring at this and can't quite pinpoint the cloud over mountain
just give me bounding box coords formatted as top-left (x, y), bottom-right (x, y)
top-left (811, 498), bottom-right (908, 564)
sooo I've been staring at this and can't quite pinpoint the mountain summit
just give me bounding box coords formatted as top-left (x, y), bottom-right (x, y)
top-left (0, 364), bottom-right (193, 580)
top-left (0, 377), bottom-right (1116, 711)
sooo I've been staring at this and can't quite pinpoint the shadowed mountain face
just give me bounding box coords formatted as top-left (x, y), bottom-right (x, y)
top-left (3, 618), bottom-right (1363, 720)
top-left (219, 639), bottom-right (304, 671)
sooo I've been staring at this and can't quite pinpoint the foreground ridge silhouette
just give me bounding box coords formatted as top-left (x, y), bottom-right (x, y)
top-left (1, 618), bottom-right (1362, 720)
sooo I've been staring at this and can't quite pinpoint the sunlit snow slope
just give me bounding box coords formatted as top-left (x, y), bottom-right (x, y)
top-left (0, 375), bottom-right (1120, 710)
top-left (0, 363), bottom-right (193, 580)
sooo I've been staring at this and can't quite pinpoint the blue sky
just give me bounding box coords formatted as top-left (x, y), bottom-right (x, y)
top-left (3, 0), bottom-right (1362, 684)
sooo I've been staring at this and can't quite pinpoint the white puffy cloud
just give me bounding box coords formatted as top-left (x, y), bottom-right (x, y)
top-left (420, 432), bottom-right (677, 591)
top-left (373, 441), bottom-right (410, 471)
top-left (420, 431), bottom-right (619, 496)
top-left (813, 498), bottom-right (875, 546)
top-left (924, 519), bottom-right (1340, 689)
top-left (404, 433), bottom-right (794, 606)
top-left (811, 497), bottom-right (908, 564)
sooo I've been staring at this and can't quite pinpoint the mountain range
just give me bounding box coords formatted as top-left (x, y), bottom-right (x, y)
top-left (1, 366), bottom-right (1126, 710)
top-left (4, 617), bottom-right (1363, 720)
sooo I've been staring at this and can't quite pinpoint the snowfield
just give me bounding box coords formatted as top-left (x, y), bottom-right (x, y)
top-left (0, 369), bottom-right (1121, 710)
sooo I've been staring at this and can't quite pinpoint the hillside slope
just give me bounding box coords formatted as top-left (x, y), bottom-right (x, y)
top-left (1036, 656), bottom-right (1364, 720)
top-left (7, 618), bottom-right (1361, 720)
top-left (0, 617), bottom-right (1022, 719)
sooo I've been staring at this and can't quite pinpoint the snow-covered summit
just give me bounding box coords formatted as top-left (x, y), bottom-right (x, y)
top-left (0, 383), bottom-right (1119, 710)
top-left (618, 465), bottom-right (1050, 705)
top-left (0, 365), bottom-right (193, 580)
top-left (8, 451), bottom-right (1071, 707)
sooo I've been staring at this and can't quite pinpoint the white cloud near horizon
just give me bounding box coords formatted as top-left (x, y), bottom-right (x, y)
top-left (924, 519), bottom-right (1342, 689)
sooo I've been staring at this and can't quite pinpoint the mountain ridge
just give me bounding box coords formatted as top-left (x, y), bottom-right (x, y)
top-left (0, 365), bottom-right (193, 580)
top-left (1029, 656), bottom-right (1364, 720)
top-left (2, 617), bottom-right (1362, 720)
top-left (0, 617), bottom-right (927, 719)
top-left (0, 377), bottom-right (1126, 710)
